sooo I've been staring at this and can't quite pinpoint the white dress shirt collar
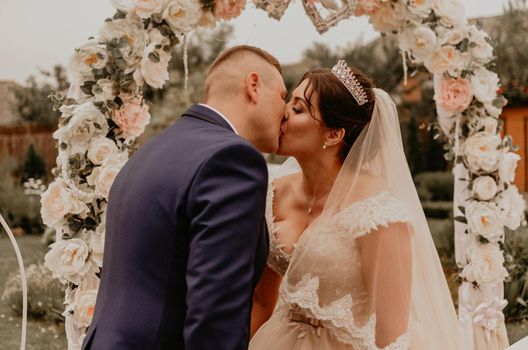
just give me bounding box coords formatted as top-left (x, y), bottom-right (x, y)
top-left (198, 103), bottom-right (239, 135)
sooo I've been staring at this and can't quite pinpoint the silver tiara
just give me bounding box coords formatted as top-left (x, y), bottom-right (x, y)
top-left (331, 60), bottom-right (368, 106)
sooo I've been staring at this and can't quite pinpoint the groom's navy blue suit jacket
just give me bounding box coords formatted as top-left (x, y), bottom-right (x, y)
top-left (82, 104), bottom-right (269, 350)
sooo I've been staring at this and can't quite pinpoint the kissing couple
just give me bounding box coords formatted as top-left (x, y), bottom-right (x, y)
top-left (82, 45), bottom-right (466, 350)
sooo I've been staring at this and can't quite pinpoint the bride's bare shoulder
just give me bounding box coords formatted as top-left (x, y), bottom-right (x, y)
top-left (353, 172), bottom-right (390, 200)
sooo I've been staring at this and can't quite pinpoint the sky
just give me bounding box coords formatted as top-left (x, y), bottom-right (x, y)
top-left (0, 0), bottom-right (510, 83)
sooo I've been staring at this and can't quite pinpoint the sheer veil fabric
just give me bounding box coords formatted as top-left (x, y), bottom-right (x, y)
top-left (274, 89), bottom-right (466, 349)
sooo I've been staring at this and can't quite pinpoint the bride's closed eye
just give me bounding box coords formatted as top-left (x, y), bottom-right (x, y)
top-left (292, 105), bottom-right (303, 114)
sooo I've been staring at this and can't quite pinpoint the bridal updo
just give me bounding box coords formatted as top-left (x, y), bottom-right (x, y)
top-left (299, 67), bottom-right (376, 161)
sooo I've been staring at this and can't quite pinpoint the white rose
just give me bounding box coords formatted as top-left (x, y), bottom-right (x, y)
top-left (496, 187), bottom-right (526, 230)
top-left (41, 180), bottom-right (90, 229)
top-left (87, 154), bottom-right (128, 199)
top-left (437, 26), bottom-right (466, 46)
top-left (468, 26), bottom-right (493, 64)
top-left (72, 280), bottom-right (99, 328)
top-left (44, 238), bottom-right (95, 284)
top-left (92, 79), bottom-right (115, 103)
top-left (99, 18), bottom-right (147, 72)
top-left (472, 176), bottom-right (498, 201)
top-left (473, 298), bottom-right (508, 331)
top-left (485, 102), bottom-right (502, 117)
top-left (147, 28), bottom-right (170, 46)
top-left (471, 68), bottom-right (499, 104)
top-left (461, 242), bottom-right (509, 284)
top-left (64, 311), bottom-right (86, 350)
top-left (88, 138), bottom-right (118, 165)
top-left (110, 0), bottom-right (137, 12)
top-left (432, 0), bottom-right (466, 27)
top-left (424, 45), bottom-right (469, 76)
top-left (90, 223), bottom-right (106, 268)
top-left (370, 2), bottom-right (406, 33)
top-left (462, 132), bottom-right (502, 173)
top-left (137, 43), bottom-right (171, 89)
top-left (498, 152), bottom-right (521, 185)
top-left (478, 117), bottom-right (498, 134)
top-left (400, 26), bottom-right (438, 63)
top-left (53, 103), bottom-right (109, 155)
top-left (163, 0), bottom-right (202, 33)
top-left (465, 201), bottom-right (504, 243)
top-left (407, 0), bottom-right (433, 18)
top-left (111, 0), bottom-right (165, 18)
top-left (69, 39), bottom-right (108, 83)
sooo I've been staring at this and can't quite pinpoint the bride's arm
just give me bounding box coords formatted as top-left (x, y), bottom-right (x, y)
top-left (358, 222), bottom-right (412, 348)
top-left (250, 266), bottom-right (281, 338)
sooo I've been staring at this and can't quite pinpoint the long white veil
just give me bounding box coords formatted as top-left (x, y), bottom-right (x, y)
top-left (277, 88), bottom-right (466, 348)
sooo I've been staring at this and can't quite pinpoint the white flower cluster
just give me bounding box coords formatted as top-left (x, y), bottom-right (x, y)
top-left (350, 0), bottom-right (525, 329)
top-left (42, 0), bottom-right (227, 347)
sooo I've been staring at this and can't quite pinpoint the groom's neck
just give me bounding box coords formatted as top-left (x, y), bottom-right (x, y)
top-left (203, 101), bottom-right (244, 131)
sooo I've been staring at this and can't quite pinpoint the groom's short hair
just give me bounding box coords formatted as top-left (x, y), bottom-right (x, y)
top-left (204, 45), bottom-right (282, 101)
top-left (208, 45), bottom-right (282, 75)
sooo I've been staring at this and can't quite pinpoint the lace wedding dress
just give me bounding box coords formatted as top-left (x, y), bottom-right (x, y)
top-left (251, 89), bottom-right (465, 349)
top-left (250, 183), bottom-right (413, 350)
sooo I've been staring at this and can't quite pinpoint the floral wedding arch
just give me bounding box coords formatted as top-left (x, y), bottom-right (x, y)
top-left (39, 0), bottom-right (525, 349)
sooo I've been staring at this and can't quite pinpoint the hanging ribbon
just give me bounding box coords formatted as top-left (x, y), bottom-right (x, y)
top-left (183, 34), bottom-right (189, 91)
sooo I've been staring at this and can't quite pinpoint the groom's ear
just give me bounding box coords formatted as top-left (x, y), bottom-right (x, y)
top-left (326, 128), bottom-right (346, 146)
top-left (245, 72), bottom-right (261, 103)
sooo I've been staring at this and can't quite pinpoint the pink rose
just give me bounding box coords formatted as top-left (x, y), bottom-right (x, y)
top-left (354, 0), bottom-right (381, 16)
top-left (434, 75), bottom-right (473, 114)
top-left (214, 0), bottom-right (245, 20)
top-left (112, 98), bottom-right (151, 139)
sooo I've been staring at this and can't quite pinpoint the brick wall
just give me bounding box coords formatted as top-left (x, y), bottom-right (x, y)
top-left (0, 124), bottom-right (57, 175)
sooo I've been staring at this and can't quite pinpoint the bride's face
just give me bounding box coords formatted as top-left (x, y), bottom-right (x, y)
top-left (277, 79), bottom-right (327, 157)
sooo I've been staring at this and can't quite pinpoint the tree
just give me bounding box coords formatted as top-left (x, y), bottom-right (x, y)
top-left (12, 65), bottom-right (69, 125)
top-left (21, 144), bottom-right (47, 182)
top-left (405, 116), bottom-right (425, 175)
top-left (493, 0), bottom-right (528, 107)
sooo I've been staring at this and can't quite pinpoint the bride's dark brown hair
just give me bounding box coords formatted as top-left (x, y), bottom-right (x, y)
top-left (299, 68), bottom-right (376, 161)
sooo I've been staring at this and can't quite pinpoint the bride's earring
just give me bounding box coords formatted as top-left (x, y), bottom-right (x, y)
top-left (323, 142), bottom-right (328, 150)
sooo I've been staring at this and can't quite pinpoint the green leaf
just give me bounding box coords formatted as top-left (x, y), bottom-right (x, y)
top-left (479, 235), bottom-right (490, 244)
top-left (106, 100), bottom-right (119, 110)
top-left (458, 206), bottom-right (466, 215)
top-left (113, 10), bottom-right (127, 20)
top-left (454, 216), bottom-right (467, 224)
top-left (148, 51), bottom-right (160, 63)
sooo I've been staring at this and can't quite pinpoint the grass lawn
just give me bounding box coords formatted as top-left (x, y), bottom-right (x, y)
top-left (0, 234), bottom-right (66, 350)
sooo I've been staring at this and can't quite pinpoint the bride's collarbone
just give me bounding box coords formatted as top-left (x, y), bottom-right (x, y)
top-left (273, 200), bottom-right (322, 254)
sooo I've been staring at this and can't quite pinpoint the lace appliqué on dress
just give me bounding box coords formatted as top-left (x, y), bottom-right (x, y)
top-left (334, 191), bottom-right (411, 240)
top-left (279, 193), bottom-right (412, 349)
top-left (265, 182), bottom-right (291, 277)
top-left (281, 275), bottom-right (411, 350)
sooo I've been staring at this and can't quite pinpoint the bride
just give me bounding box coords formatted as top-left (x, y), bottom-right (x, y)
top-left (249, 61), bottom-right (466, 349)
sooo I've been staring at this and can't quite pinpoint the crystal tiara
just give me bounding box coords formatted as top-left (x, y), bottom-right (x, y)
top-left (331, 60), bottom-right (368, 106)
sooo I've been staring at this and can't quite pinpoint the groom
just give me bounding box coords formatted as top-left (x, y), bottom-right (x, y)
top-left (82, 45), bottom-right (287, 350)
